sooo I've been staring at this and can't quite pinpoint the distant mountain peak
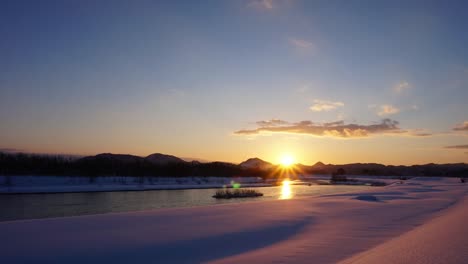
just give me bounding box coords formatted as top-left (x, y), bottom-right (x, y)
top-left (145, 153), bottom-right (185, 165)
top-left (244, 157), bottom-right (265, 162)
top-left (313, 161), bottom-right (325, 167)
top-left (239, 157), bottom-right (273, 170)
top-left (85, 153), bottom-right (143, 163)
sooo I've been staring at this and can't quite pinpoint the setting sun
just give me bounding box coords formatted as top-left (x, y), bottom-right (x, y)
top-left (279, 154), bottom-right (295, 167)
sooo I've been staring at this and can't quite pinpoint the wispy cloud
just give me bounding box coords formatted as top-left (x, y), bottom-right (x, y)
top-left (289, 38), bottom-right (314, 49)
top-left (310, 100), bottom-right (344, 112)
top-left (377, 104), bottom-right (400, 116)
top-left (453, 121), bottom-right (468, 131)
top-left (234, 118), bottom-right (428, 138)
top-left (393, 81), bottom-right (411, 93)
top-left (445, 144), bottom-right (468, 149)
top-left (289, 38), bottom-right (317, 55)
top-left (256, 119), bottom-right (289, 127)
top-left (411, 132), bottom-right (432, 137)
top-left (247, 0), bottom-right (274, 10)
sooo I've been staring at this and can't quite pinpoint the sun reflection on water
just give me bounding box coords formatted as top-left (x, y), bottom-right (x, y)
top-left (280, 179), bottom-right (292, 200)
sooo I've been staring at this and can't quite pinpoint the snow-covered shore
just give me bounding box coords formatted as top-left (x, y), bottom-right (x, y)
top-left (1, 177), bottom-right (466, 263)
top-left (0, 175), bottom-right (269, 193)
top-left (0, 175), bottom-right (396, 194)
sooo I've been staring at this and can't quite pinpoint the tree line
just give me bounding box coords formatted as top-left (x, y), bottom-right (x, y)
top-left (0, 152), bottom-right (269, 178)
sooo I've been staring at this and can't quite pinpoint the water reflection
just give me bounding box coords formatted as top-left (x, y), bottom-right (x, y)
top-left (280, 180), bottom-right (292, 199)
top-left (0, 185), bottom-right (371, 221)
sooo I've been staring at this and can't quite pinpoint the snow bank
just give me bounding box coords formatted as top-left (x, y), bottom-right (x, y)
top-left (0, 177), bottom-right (466, 263)
top-left (340, 196), bottom-right (468, 264)
top-left (0, 175), bottom-right (267, 193)
top-left (0, 174), bottom-right (392, 194)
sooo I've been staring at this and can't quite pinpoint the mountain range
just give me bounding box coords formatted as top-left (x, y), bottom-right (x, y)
top-left (0, 151), bottom-right (467, 177)
top-left (80, 153), bottom-right (467, 177)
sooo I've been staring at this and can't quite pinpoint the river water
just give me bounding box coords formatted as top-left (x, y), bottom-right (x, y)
top-left (0, 183), bottom-right (370, 222)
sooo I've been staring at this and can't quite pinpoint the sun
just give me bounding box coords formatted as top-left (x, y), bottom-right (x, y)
top-left (279, 154), bottom-right (295, 167)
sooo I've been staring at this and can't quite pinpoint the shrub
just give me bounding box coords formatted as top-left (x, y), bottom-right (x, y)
top-left (213, 188), bottom-right (263, 199)
top-left (331, 168), bottom-right (347, 182)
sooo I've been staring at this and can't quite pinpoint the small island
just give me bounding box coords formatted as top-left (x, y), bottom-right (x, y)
top-left (213, 189), bottom-right (263, 199)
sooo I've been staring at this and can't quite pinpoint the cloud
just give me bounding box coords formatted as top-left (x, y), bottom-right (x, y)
top-left (310, 100), bottom-right (344, 112)
top-left (394, 81), bottom-right (411, 93)
top-left (235, 118), bottom-right (417, 138)
top-left (453, 121), bottom-right (468, 131)
top-left (256, 119), bottom-right (289, 127)
top-left (289, 38), bottom-right (314, 49)
top-left (412, 132), bottom-right (432, 137)
top-left (323, 120), bottom-right (345, 126)
top-left (445, 145), bottom-right (468, 149)
top-left (289, 38), bottom-right (317, 55)
top-left (247, 0), bottom-right (274, 10)
top-left (377, 104), bottom-right (400, 116)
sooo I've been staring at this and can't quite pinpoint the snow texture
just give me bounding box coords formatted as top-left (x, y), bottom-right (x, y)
top-left (0, 177), bottom-right (466, 263)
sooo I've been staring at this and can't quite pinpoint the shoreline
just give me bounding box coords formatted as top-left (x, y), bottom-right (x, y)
top-left (0, 175), bottom-right (397, 194)
top-left (0, 183), bottom-right (274, 195)
top-left (0, 175), bottom-right (270, 194)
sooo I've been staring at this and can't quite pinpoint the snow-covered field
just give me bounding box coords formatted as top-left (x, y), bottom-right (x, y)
top-left (0, 175), bottom-right (268, 193)
top-left (1, 177), bottom-right (466, 263)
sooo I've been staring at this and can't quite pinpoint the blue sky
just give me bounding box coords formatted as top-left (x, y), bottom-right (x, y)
top-left (1, 0), bottom-right (467, 164)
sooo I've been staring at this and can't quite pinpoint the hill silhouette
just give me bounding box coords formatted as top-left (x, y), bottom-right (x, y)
top-left (0, 152), bottom-right (466, 178)
top-left (239, 157), bottom-right (273, 170)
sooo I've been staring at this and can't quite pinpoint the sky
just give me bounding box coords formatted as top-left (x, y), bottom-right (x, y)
top-left (0, 0), bottom-right (467, 165)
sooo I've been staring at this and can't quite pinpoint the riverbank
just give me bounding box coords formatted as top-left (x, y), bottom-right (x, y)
top-left (0, 175), bottom-right (269, 194)
top-left (0, 177), bottom-right (466, 263)
top-left (0, 175), bottom-right (394, 194)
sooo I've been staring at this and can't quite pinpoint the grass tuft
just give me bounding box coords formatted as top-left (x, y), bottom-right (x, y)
top-left (213, 188), bottom-right (263, 199)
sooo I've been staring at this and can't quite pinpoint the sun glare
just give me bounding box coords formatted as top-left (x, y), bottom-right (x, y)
top-left (280, 154), bottom-right (295, 167)
top-left (280, 179), bottom-right (292, 199)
